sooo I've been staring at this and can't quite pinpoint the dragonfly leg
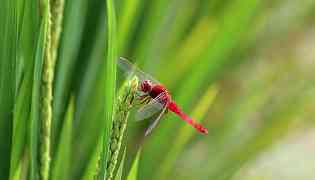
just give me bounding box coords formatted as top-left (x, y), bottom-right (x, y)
top-left (133, 95), bottom-right (151, 106)
top-left (139, 94), bottom-right (150, 100)
top-left (144, 101), bottom-right (169, 136)
top-left (139, 95), bottom-right (151, 104)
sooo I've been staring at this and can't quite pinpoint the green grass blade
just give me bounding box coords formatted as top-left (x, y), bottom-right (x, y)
top-left (51, 97), bottom-right (74, 180)
top-left (81, 141), bottom-right (103, 180)
top-left (52, 0), bottom-right (90, 145)
top-left (15, 0), bottom-right (26, 89)
top-left (9, 67), bottom-right (33, 180)
top-left (115, 149), bottom-right (126, 180)
top-left (174, 0), bottom-right (261, 103)
top-left (29, 13), bottom-right (48, 180)
top-left (117, 0), bottom-right (141, 54)
top-left (98, 0), bottom-right (118, 179)
top-left (157, 0), bottom-right (198, 53)
top-left (71, 14), bottom-right (107, 180)
top-left (132, 0), bottom-right (170, 65)
top-left (74, 18), bottom-right (107, 180)
top-left (0, 0), bottom-right (18, 178)
top-left (158, 16), bottom-right (216, 86)
top-left (56, 1), bottom-right (108, 178)
top-left (10, 0), bottom-right (39, 178)
top-left (127, 149), bottom-right (141, 180)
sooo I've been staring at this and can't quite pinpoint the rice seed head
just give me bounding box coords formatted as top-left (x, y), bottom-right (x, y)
top-left (105, 76), bottom-right (138, 180)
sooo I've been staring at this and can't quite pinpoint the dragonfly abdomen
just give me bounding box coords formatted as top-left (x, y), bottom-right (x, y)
top-left (167, 101), bottom-right (208, 134)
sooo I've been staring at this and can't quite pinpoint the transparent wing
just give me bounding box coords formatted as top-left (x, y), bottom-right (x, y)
top-left (144, 105), bottom-right (168, 136)
top-left (117, 57), bottom-right (160, 84)
top-left (135, 92), bottom-right (167, 121)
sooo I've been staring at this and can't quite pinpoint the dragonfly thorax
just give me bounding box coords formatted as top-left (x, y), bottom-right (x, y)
top-left (140, 80), bottom-right (170, 101)
top-left (149, 84), bottom-right (170, 101)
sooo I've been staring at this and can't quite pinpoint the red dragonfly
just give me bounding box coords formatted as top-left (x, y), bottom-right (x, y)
top-left (118, 57), bottom-right (208, 136)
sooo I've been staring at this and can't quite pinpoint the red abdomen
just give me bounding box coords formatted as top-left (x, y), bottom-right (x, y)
top-left (167, 101), bottom-right (208, 134)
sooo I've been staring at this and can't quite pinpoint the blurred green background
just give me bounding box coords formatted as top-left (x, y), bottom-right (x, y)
top-left (1, 0), bottom-right (315, 180)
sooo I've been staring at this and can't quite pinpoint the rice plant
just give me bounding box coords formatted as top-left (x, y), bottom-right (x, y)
top-left (1, 0), bottom-right (315, 180)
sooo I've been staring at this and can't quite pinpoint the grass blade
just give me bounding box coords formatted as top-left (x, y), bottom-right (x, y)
top-left (132, 0), bottom-right (170, 65)
top-left (117, 0), bottom-right (141, 54)
top-left (10, 0), bottom-right (39, 178)
top-left (81, 141), bottom-right (103, 180)
top-left (52, 0), bottom-right (90, 145)
top-left (51, 97), bottom-right (74, 180)
top-left (98, 0), bottom-right (118, 178)
top-left (0, 0), bottom-right (18, 178)
top-left (127, 149), bottom-right (141, 180)
top-left (114, 149), bottom-right (126, 180)
top-left (9, 67), bottom-right (33, 180)
top-left (158, 16), bottom-right (216, 86)
top-left (29, 12), bottom-right (48, 180)
top-left (71, 11), bottom-right (107, 180)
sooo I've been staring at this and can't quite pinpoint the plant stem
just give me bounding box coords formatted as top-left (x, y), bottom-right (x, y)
top-left (50, 0), bottom-right (64, 64)
top-left (40, 0), bottom-right (64, 178)
top-left (39, 0), bottom-right (53, 179)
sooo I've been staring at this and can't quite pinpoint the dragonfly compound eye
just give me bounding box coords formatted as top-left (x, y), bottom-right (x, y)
top-left (141, 80), bottom-right (152, 93)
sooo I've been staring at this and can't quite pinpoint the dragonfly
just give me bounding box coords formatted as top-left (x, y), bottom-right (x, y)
top-left (118, 57), bottom-right (208, 136)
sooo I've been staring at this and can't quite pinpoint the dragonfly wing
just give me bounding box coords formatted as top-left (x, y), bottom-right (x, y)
top-left (135, 92), bottom-right (167, 121)
top-left (135, 103), bottom-right (163, 121)
top-left (144, 105), bottom-right (168, 136)
top-left (117, 57), bottom-right (160, 84)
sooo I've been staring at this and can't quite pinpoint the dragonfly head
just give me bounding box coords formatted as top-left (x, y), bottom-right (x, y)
top-left (140, 80), bottom-right (153, 93)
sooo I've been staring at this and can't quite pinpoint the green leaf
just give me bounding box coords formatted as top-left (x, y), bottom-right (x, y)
top-left (52, 0), bottom-right (90, 146)
top-left (9, 64), bottom-right (33, 180)
top-left (127, 149), bottom-right (141, 180)
top-left (9, 0), bottom-right (39, 179)
top-left (81, 140), bottom-right (103, 180)
top-left (0, 0), bottom-right (18, 179)
top-left (115, 148), bottom-right (126, 180)
top-left (68, 2), bottom-right (107, 178)
top-left (133, 0), bottom-right (170, 65)
top-left (117, 0), bottom-right (141, 54)
top-left (98, 0), bottom-right (118, 179)
top-left (29, 13), bottom-right (48, 180)
top-left (51, 97), bottom-right (74, 180)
